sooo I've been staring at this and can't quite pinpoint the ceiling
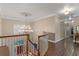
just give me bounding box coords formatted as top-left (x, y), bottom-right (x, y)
top-left (0, 3), bottom-right (79, 22)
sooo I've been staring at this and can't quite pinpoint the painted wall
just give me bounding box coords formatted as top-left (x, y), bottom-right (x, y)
top-left (0, 19), bottom-right (2, 36)
top-left (31, 16), bottom-right (65, 43)
top-left (31, 16), bottom-right (65, 55)
top-left (72, 16), bottom-right (79, 33)
top-left (0, 18), bottom-right (2, 46)
top-left (55, 17), bottom-right (65, 42)
top-left (31, 16), bottom-right (56, 43)
top-left (73, 16), bottom-right (79, 26)
top-left (1, 19), bottom-right (30, 36)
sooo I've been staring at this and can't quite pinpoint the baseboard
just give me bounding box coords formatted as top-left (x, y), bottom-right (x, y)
top-left (74, 41), bottom-right (79, 43)
top-left (48, 40), bottom-right (56, 43)
top-left (48, 38), bottom-right (64, 43)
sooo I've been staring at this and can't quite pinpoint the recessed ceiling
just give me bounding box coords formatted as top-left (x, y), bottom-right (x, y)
top-left (0, 3), bottom-right (79, 22)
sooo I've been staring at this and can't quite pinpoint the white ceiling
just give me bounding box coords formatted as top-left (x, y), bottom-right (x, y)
top-left (0, 3), bottom-right (79, 22)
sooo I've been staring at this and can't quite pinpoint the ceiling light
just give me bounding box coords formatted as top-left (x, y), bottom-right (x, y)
top-left (60, 6), bottom-right (74, 15)
top-left (64, 7), bottom-right (71, 15)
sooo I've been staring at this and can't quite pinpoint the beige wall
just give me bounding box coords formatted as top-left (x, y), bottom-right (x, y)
top-left (72, 16), bottom-right (79, 33)
top-left (1, 19), bottom-right (30, 36)
top-left (73, 16), bottom-right (79, 26)
top-left (31, 16), bottom-right (65, 55)
top-left (31, 16), bottom-right (56, 43)
top-left (0, 19), bottom-right (2, 36)
top-left (0, 16), bottom-right (65, 43)
top-left (55, 18), bottom-right (65, 42)
top-left (31, 16), bottom-right (65, 43)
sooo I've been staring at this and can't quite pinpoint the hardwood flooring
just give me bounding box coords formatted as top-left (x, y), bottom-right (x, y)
top-left (45, 40), bottom-right (65, 56)
top-left (45, 38), bottom-right (76, 56)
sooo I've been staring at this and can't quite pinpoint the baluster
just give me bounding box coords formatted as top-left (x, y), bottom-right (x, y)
top-left (18, 36), bottom-right (21, 56)
top-left (4, 38), bottom-right (7, 46)
top-left (3, 38), bottom-right (5, 46)
top-left (21, 36), bottom-right (23, 56)
top-left (18, 37), bottom-right (20, 56)
top-left (25, 36), bottom-right (27, 56)
top-left (20, 36), bottom-right (22, 56)
top-left (1, 38), bottom-right (3, 46)
top-left (9, 37), bottom-right (11, 56)
top-left (16, 38), bottom-right (18, 56)
top-left (11, 37), bottom-right (13, 56)
top-left (13, 37), bottom-right (15, 56)
top-left (14, 37), bottom-right (17, 56)
top-left (6, 38), bottom-right (8, 46)
top-left (23, 36), bottom-right (24, 56)
top-left (20, 37), bottom-right (22, 56)
top-left (23, 36), bottom-right (26, 56)
top-left (3, 38), bottom-right (4, 46)
top-left (0, 38), bottom-right (1, 46)
top-left (16, 37), bottom-right (18, 56)
top-left (17, 37), bottom-right (20, 56)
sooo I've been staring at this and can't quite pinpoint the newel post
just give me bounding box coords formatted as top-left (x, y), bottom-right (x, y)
top-left (27, 34), bottom-right (30, 56)
top-left (38, 36), bottom-right (40, 56)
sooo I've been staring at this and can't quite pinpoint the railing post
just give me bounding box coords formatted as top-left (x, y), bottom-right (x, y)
top-left (27, 34), bottom-right (30, 56)
top-left (38, 36), bottom-right (40, 56)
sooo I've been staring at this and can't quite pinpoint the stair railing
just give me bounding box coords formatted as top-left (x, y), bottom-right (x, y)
top-left (0, 34), bottom-right (38, 56)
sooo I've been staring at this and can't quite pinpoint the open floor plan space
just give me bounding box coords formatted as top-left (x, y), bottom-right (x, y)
top-left (0, 3), bottom-right (79, 56)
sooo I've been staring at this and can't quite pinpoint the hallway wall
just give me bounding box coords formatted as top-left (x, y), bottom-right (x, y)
top-left (0, 19), bottom-right (2, 36)
top-left (31, 16), bottom-right (65, 43)
top-left (31, 16), bottom-right (65, 55)
top-left (1, 19), bottom-right (30, 36)
top-left (31, 16), bottom-right (56, 43)
top-left (73, 16), bottom-right (79, 26)
top-left (73, 16), bottom-right (79, 33)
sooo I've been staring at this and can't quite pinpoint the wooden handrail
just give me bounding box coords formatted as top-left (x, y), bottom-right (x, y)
top-left (38, 34), bottom-right (49, 38)
top-left (28, 39), bottom-right (34, 45)
top-left (0, 34), bottom-right (29, 38)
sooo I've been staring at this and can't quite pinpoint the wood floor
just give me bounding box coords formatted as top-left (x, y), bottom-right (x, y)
top-left (45, 40), bottom-right (65, 56)
top-left (45, 38), bottom-right (76, 56)
top-left (75, 43), bottom-right (79, 56)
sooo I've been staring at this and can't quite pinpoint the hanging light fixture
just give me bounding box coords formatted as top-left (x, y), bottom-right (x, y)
top-left (18, 25), bottom-right (33, 34)
top-left (59, 6), bottom-right (75, 24)
top-left (60, 5), bottom-right (74, 15)
top-left (63, 6), bottom-right (72, 15)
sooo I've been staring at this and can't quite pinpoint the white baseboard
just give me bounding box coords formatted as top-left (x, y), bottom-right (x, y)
top-left (74, 41), bottom-right (79, 43)
top-left (48, 38), bottom-right (64, 43)
top-left (48, 40), bottom-right (56, 43)
top-left (55, 38), bottom-right (64, 43)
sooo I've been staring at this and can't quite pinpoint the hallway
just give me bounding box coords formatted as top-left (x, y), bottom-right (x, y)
top-left (45, 37), bottom-right (75, 56)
